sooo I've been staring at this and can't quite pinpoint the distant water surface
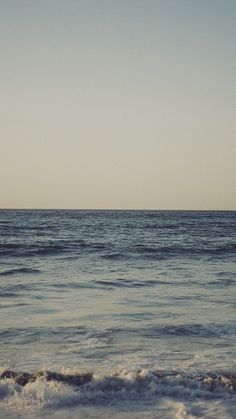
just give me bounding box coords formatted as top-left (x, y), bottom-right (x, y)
top-left (0, 210), bottom-right (235, 418)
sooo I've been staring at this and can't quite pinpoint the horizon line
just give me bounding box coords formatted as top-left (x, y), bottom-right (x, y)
top-left (0, 208), bottom-right (235, 212)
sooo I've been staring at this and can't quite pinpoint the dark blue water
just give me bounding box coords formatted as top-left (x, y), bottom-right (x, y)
top-left (0, 210), bottom-right (235, 418)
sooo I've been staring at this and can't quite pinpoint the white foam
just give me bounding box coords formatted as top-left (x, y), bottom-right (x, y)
top-left (0, 368), bottom-right (235, 418)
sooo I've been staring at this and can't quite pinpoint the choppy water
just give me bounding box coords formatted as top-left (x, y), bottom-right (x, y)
top-left (0, 210), bottom-right (235, 418)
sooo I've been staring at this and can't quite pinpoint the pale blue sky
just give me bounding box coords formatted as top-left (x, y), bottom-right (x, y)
top-left (0, 0), bottom-right (235, 209)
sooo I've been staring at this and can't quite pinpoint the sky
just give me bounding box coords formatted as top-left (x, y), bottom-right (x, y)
top-left (0, 0), bottom-right (235, 210)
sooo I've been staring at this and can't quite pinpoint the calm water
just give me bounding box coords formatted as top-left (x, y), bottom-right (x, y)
top-left (0, 210), bottom-right (235, 418)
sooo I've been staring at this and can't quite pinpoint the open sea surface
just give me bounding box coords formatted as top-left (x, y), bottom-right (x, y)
top-left (0, 210), bottom-right (235, 418)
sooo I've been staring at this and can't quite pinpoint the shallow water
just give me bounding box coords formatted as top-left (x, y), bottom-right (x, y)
top-left (0, 210), bottom-right (235, 418)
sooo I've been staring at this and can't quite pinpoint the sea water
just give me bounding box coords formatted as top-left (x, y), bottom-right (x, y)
top-left (0, 210), bottom-right (235, 418)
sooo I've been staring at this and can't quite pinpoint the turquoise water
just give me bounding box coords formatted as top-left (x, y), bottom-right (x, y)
top-left (0, 210), bottom-right (235, 418)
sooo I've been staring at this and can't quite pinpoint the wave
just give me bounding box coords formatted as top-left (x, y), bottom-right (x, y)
top-left (207, 271), bottom-right (236, 287)
top-left (0, 326), bottom-right (88, 345)
top-left (94, 278), bottom-right (160, 288)
top-left (143, 223), bottom-right (180, 229)
top-left (0, 368), bottom-right (235, 409)
top-left (1, 322), bottom-right (235, 348)
top-left (101, 243), bottom-right (236, 262)
top-left (0, 239), bottom-right (235, 261)
top-left (138, 323), bottom-right (236, 339)
top-left (0, 369), bottom-right (92, 387)
top-left (0, 267), bottom-right (41, 276)
top-left (0, 242), bottom-right (66, 257)
top-left (132, 243), bottom-right (236, 258)
top-left (0, 239), bottom-right (108, 258)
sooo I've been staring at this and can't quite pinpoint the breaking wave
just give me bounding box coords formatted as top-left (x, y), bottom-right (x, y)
top-left (0, 368), bottom-right (236, 411)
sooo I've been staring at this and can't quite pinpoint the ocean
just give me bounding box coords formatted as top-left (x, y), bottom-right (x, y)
top-left (0, 210), bottom-right (235, 418)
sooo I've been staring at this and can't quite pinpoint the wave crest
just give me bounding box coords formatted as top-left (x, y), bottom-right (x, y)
top-left (1, 368), bottom-right (236, 394)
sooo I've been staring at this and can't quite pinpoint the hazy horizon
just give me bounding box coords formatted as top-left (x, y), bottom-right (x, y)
top-left (1, 0), bottom-right (235, 210)
top-left (0, 207), bottom-right (235, 212)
